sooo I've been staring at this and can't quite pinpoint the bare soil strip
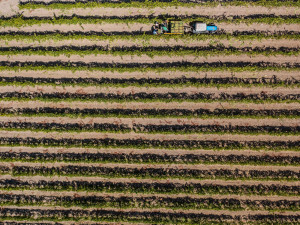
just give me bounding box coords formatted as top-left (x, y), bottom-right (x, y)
top-left (0, 146), bottom-right (299, 157)
top-left (1, 23), bottom-right (299, 33)
top-left (0, 116), bottom-right (298, 127)
top-left (0, 130), bottom-right (298, 142)
top-left (1, 100), bottom-right (299, 111)
top-left (0, 70), bottom-right (298, 80)
top-left (1, 85), bottom-right (299, 96)
top-left (2, 161), bottom-right (299, 171)
top-left (1, 54), bottom-right (299, 64)
top-left (2, 205), bottom-right (299, 216)
top-left (20, 6), bottom-right (300, 17)
top-left (0, 0), bottom-right (19, 17)
top-left (1, 174), bottom-right (298, 186)
top-left (2, 39), bottom-right (299, 49)
top-left (1, 189), bottom-right (299, 201)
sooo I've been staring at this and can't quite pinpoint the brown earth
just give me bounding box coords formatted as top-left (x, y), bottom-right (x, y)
top-left (1, 54), bottom-right (299, 64)
top-left (0, 70), bottom-right (298, 80)
top-left (1, 22), bottom-right (299, 33)
top-left (1, 39), bottom-right (299, 49)
top-left (20, 5), bottom-right (300, 17)
top-left (1, 100), bottom-right (299, 110)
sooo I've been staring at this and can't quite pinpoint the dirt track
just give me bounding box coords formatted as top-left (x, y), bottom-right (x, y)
top-left (2, 39), bottom-right (299, 49)
top-left (2, 22), bottom-right (299, 33)
top-left (20, 6), bottom-right (300, 17)
top-left (1, 54), bottom-right (299, 64)
top-left (0, 70), bottom-right (299, 80)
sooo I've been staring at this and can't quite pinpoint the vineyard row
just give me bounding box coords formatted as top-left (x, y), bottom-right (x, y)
top-left (1, 31), bottom-right (298, 43)
top-left (2, 14), bottom-right (299, 27)
top-left (0, 76), bottom-right (298, 88)
top-left (1, 177), bottom-right (299, 196)
top-left (0, 193), bottom-right (298, 211)
top-left (0, 121), bottom-right (298, 135)
top-left (1, 107), bottom-right (299, 118)
top-left (0, 150), bottom-right (299, 165)
top-left (0, 207), bottom-right (299, 224)
top-left (1, 164), bottom-right (299, 181)
top-left (0, 61), bottom-right (298, 73)
top-left (1, 45), bottom-right (298, 57)
top-left (0, 137), bottom-right (298, 150)
top-left (1, 91), bottom-right (299, 103)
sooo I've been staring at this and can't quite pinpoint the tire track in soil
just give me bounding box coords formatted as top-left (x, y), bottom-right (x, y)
top-left (1, 54), bottom-right (299, 64)
top-left (2, 39), bottom-right (299, 49)
top-left (20, 6), bottom-right (300, 17)
top-left (1, 23), bottom-right (299, 33)
top-left (0, 70), bottom-right (298, 80)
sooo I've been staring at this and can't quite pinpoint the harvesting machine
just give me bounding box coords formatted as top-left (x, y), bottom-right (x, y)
top-left (151, 20), bottom-right (217, 35)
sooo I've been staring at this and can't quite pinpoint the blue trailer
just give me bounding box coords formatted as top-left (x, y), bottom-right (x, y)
top-left (190, 21), bottom-right (218, 34)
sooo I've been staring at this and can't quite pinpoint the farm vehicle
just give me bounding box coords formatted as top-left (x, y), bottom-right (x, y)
top-left (151, 20), bottom-right (217, 35)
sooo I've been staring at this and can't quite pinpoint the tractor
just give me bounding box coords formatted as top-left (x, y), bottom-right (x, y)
top-left (151, 20), bottom-right (217, 35)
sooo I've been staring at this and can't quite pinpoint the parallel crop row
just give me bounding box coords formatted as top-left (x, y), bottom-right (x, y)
top-left (0, 121), bottom-right (298, 135)
top-left (2, 165), bottom-right (298, 181)
top-left (0, 137), bottom-right (298, 150)
top-left (0, 151), bottom-right (299, 165)
top-left (1, 178), bottom-right (298, 196)
top-left (1, 207), bottom-right (299, 224)
top-left (1, 107), bottom-right (299, 118)
top-left (1, 45), bottom-right (298, 57)
top-left (0, 61), bottom-right (298, 73)
top-left (2, 14), bottom-right (299, 27)
top-left (0, 193), bottom-right (298, 211)
top-left (0, 76), bottom-right (298, 88)
top-left (1, 31), bottom-right (298, 42)
top-left (1, 91), bottom-right (298, 103)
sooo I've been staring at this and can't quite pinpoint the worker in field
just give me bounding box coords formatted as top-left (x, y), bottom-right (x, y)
top-left (161, 20), bottom-right (169, 33)
top-left (152, 21), bottom-right (159, 35)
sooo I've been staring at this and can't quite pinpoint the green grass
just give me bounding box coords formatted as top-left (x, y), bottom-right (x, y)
top-left (1, 15), bottom-right (299, 28)
top-left (0, 80), bottom-right (298, 89)
top-left (0, 196), bottom-right (297, 211)
top-left (0, 141), bottom-right (298, 151)
top-left (18, 0), bottom-right (300, 10)
top-left (1, 112), bottom-right (299, 120)
top-left (0, 65), bottom-right (298, 74)
top-left (0, 151), bottom-right (299, 166)
top-left (1, 33), bottom-right (299, 45)
top-left (0, 127), bottom-right (298, 136)
top-left (0, 183), bottom-right (297, 197)
top-left (4, 168), bottom-right (298, 181)
top-left (0, 96), bottom-right (298, 104)
top-left (1, 47), bottom-right (299, 57)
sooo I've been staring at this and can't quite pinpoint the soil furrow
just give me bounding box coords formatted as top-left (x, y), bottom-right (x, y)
top-left (2, 189), bottom-right (299, 201)
top-left (19, 6), bottom-right (300, 17)
top-left (1, 174), bottom-right (298, 186)
top-left (1, 23), bottom-right (299, 33)
top-left (0, 130), bottom-right (298, 142)
top-left (2, 161), bottom-right (299, 171)
top-left (1, 100), bottom-right (299, 110)
top-left (2, 39), bottom-right (299, 49)
top-left (0, 85), bottom-right (298, 95)
top-left (0, 116), bottom-right (297, 127)
top-left (1, 54), bottom-right (299, 64)
top-left (1, 146), bottom-right (299, 157)
top-left (0, 70), bottom-right (298, 80)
